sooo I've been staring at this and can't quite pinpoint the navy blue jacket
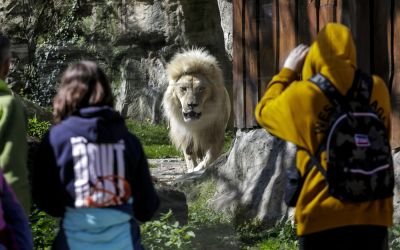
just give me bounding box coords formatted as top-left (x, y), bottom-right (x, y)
top-left (32, 106), bottom-right (159, 248)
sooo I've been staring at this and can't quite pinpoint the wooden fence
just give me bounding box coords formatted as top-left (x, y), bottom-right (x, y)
top-left (233, 0), bottom-right (400, 148)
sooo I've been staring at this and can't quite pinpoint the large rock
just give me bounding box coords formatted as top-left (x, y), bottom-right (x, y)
top-left (115, 54), bottom-right (168, 122)
top-left (392, 150), bottom-right (400, 223)
top-left (210, 129), bottom-right (295, 226)
top-left (155, 184), bottom-right (188, 225)
top-left (217, 0), bottom-right (233, 60)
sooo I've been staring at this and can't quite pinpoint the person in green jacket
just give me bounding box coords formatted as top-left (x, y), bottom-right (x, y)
top-left (0, 34), bottom-right (30, 215)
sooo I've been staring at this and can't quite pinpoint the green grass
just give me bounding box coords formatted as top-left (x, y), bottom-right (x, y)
top-left (253, 239), bottom-right (297, 250)
top-left (188, 180), bottom-right (230, 226)
top-left (143, 144), bottom-right (182, 159)
top-left (28, 117), bottom-right (51, 139)
top-left (186, 180), bottom-right (240, 249)
top-left (223, 129), bottom-right (235, 153)
top-left (240, 220), bottom-right (297, 250)
top-left (30, 207), bottom-right (59, 250)
top-left (141, 210), bottom-right (195, 249)
top-left (126, 121), bottom-right (182, 159)
top-left (126, 120), bottom-right (235, 159)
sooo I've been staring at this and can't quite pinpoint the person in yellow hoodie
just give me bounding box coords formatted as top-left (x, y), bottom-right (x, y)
top-left (255, 23), bottom-right (392, 249)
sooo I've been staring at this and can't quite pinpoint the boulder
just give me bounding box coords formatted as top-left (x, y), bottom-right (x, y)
top-left (155, 184), bottom-right (188, 225)
top-left (217, 0), bottom-right (233, 60)
top-left (392, 150), bottom-right (400, 223)
top-left (210, 129), bottom-right (295, 226)
top-left (115, 54), bottom-right (168, 122)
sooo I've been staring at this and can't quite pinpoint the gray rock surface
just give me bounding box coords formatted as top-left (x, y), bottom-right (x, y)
top-left (392, 150), bottom-right (400, 224)
top-left (155, 184), bottom-right (188, 225)
top-left (210, 129), bottom-right (295, 226)
top-left (148, 159), bottom-right (189, 225)
top-left (217, 0), bottom-right (233, 60)
top-left (149, 158), bottom-right (186, 185)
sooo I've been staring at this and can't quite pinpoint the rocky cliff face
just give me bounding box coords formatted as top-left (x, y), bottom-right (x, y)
top-left (0, 0), bottom-right (232, 123)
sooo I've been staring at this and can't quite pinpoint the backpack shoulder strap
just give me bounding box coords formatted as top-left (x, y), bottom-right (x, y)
top-left (346, 69), bottom-right (373, 104)
top-left (299, 147), bottom-right (327, 179)
top-left (309, 73), bottom-right (346, 107)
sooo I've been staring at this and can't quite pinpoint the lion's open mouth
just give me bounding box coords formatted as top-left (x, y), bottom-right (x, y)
top-left (183, 111), bottom-right (202, 120)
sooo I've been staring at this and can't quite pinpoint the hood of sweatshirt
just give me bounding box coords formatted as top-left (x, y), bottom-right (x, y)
top-left (302, 23), bottom-right (357, 94)
top-left (61, 106), bottom-right (127, 143)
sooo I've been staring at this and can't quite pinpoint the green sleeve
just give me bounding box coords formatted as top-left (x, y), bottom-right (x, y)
top-left (0, 96), bottom-right (31, 215)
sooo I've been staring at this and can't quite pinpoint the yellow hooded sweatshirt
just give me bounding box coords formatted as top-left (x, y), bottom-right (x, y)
top-left (255, 23), bottom-right (393, 236)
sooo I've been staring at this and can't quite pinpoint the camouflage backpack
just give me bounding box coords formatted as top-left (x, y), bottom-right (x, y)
top-left (289, 70), bottom-right (394, 204)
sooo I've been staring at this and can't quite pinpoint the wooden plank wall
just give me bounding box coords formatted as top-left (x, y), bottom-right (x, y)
top-left (233, 0), bottom-right (244, 128)
top-left (233, 0), bottom-right (400, 149)
top-left (391, 0), bottom-right (400, 148)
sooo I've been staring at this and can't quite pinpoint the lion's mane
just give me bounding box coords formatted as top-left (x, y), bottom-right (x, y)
top-left (162, 49), bottom-right (230, 165)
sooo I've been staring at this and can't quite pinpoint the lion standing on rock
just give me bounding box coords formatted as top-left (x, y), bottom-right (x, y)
top-left (162, 49), bottom-right (231, 172)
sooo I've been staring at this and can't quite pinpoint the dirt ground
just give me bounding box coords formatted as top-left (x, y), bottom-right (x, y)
top-left (149, 158), bottom-right (186, 184)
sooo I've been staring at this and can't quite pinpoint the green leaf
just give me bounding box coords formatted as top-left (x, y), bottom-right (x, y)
top-left (186, 231), bottom-right (195, 238)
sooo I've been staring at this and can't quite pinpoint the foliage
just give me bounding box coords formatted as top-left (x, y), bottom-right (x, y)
top-left (223, 129), bottom-right (235, 153)
top-left (27, 117), bottom-right (51, 139)
top-left (29, 208), bottom-right (59, 250)
top-left (185, 180), bottom-right (242, 249)
top-left (23, 0), bottom-right (123, 106)
top-left (81, 1), bottom-right (119, 43)
top-left (239, 220), bottom-right (297, 250)
top-left (188, 180), bottom-right (229, 227)
top-left (390, 225), bottom-right (400, 250)
top-left (126, 121), bottom-right (174, 147)
top-left (24, 0), bottom-right (87, 106)
top-left (141, 210), bottom-right (195, 249)
top-left (262, 222), bottom-right (297, 250)
top-left (236, 219), bottom-right (269, 245)
top-left (142, 144), bottom-right (182, 159)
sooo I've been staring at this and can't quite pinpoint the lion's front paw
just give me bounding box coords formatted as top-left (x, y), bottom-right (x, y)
top-left (193, 162), bottom-right (206, 172)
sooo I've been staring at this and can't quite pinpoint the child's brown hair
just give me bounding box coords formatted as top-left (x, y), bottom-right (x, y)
top-left (53, 61), bottom-right (114, 123)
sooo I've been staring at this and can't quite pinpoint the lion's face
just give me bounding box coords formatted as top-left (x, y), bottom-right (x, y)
top-left (175, 73), bottom-right (212, 122)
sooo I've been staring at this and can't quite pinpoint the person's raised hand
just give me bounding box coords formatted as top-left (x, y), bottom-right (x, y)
top-left (283, 44), bottom-right (309, 73)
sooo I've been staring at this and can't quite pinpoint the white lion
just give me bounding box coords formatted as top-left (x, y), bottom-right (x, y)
top-left (162, 49), bottom-right (231, 172)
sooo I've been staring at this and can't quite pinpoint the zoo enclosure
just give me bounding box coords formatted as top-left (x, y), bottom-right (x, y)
top-left (233, 0), bottom-right (400, 148)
